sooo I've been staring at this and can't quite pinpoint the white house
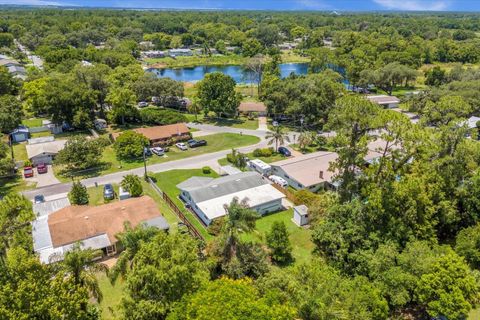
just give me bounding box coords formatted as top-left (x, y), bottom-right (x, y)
top-left (367, 95), bottom-right (400, 109)
top-left (177, 172), bottom-right (285, 226)
top-left (26, 140), bottom-right (66, 165)
top-left (293, 205), bottom-right (309, 226)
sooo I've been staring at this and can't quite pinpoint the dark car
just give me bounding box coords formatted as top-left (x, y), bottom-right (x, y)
top-left (37, 163), bottom-right (48, 174)
top-left (103, 184), bottom-right (115, 200)
top-left (278, 146), bottom-right (291, 157)
top-left (34, 195), bottom-right (45, 204)
top-left (187, 139), bottom-right (207, 148)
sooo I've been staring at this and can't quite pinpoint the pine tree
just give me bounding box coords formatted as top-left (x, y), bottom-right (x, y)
top-left (266, 221), bottom-right (292, 263)
top-left (68, 181), bottom-right (89, 205)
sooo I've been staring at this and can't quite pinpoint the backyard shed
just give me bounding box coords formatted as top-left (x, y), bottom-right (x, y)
top-left (293, 205), bottom-right (309, 226)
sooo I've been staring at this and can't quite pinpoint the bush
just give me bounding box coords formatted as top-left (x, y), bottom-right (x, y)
top-left (113, 131), bottom-right (149, 159)
top-left (207, 217), bottom-right (225, 236)
top-left (68, 181), bottom-right (89, 205)
top-left (24, 160), bottom-right (32, 167)
top-left (139, 107), bottom-right (187, 126)
top-left (252, 147), bottom-right (274, 157)
top-left (202, 166), bottom-right (211, 174)
top-left (266, 221), bottom-right (292, 264)
top-left (121, 174), bottom-right (143, 197)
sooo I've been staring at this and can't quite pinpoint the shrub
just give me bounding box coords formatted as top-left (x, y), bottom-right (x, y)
top-left (202, 166), bottom-right (211, 174)
top-left (113, 131), bottom-right (149, 159)
top-left (68, 181), bottom-right (89, 205)
top-left (24, 160), bottom-right (32, 167)
top-left (121, 174), bottom-right (143, 197)
top-left (207, 217), bottom-right (225, 236)
top-left (139, 107), bottom-right (187, 126)
top-left (252, 147), bottom-right (273, 157)
top-left (266, 221), bottom-right (292, 263)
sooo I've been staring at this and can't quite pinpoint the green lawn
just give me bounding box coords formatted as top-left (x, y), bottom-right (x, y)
top-left (56, 133), bottom-right (259, 182)
top-left (152, 168), bottom-right (219, 241)
top-left (97, 272), bottom-right (124, 320)
top-left (13, 143), bottom-right (28, 162)
top-left (22, 118), bottom-right (45, 127)
top-left (0, 175), bottom-right (37, 196)
top-left (30, 131), bottom-right (52, 138)
top-left (203, 116), bottom-right (259, 130)
top-left (469, 307), bottom-right (480, 320)
top-left (242, 208), bottom-right (314, 265)
top-left (218, 151), bottom-right (286, 167)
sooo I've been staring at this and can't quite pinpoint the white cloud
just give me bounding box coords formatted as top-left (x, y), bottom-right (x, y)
top-left (0, 0), bottom-right (70, 5)
top-left (373, 0), bottom-right (449, 11)
top-left (296, 0), bottom-right (330, 10)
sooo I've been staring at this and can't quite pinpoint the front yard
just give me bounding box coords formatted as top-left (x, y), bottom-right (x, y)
top-left (152, 169), bottom-right (219, 241)
top-left (55, 133), bottom-right (260, 182)
top-left (218, 150), bottom-right (286, 167)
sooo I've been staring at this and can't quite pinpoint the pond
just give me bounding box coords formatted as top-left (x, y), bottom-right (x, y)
top-left (147, 63), bottom-right (310, 83)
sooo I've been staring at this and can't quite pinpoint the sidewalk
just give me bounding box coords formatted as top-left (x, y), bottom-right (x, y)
top-left (258, 116), bottom-right (268, 131)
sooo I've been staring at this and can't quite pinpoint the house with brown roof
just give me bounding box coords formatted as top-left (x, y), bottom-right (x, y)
top-left (32, 196), bottom-right (169, 264)
top-left (238, 102), bottom-right (267, 116)
top-left (111, 123), bottom-right (191, 147)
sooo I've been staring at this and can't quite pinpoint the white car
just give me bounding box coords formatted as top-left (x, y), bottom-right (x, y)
top-left (150, 147), bottom-right (165, 156)
top-left (176, 142), bottom-right (188, 151)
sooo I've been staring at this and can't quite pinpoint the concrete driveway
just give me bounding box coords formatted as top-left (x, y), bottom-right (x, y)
top-left (24, 165), bottom-right (61, 188)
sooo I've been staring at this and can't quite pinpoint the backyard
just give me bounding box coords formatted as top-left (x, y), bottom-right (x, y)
top-left (55, 133), bottom-right (260, 182)
top-left (242, 208), bottom-right (314, 264)
top-left (185, 113), bottom-right (259, 130)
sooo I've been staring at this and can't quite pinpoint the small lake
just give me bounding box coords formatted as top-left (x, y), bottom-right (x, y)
top-left (147, 63), bottom-right (310, 83)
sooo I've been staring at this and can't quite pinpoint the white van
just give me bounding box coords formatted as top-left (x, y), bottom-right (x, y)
top-left (269, 175), bottom-right (288, 188)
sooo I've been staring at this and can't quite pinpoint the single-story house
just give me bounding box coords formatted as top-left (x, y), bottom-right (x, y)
top-left (238, 102), bottom-right (267, 116)
top-left (11, 127), bottom-right (30, 143)
top-left (26, 140), bottom-right (66, 165)
top-left (463, 116), bottom-right (480, 129)
top-left (111, 123), bottom-right (191, 147)
top-left (32, 196), bottom-right (169, 264)
top-left (141, 50), bottom-right (166, 58)
top-left (177, 172), bottom-right (285, 226)
top-left (367, 95), bottom-right (400, 109)
top-left (271, 151), bottom-right (339, 192)
top-left (169, 49), bottom-right (193, 57)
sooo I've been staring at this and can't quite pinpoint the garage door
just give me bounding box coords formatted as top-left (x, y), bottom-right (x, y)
top-left (32, 155), bottom-right (52, 165)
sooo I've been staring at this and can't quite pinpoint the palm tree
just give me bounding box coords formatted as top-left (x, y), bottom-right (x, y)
top-left (297, 131), bottom-right (313, 152)
top-left (265, 125), bottom-right (290, 152)
top-left (222, 197), bottom-right (258, 261)
top-left (61, 243), bottom-right (108, 303)
top-left (109, 222), bottom-right (160, 284)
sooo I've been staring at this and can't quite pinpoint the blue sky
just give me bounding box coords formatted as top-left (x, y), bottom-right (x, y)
top-left (1, 0), bottom-right (480, 11)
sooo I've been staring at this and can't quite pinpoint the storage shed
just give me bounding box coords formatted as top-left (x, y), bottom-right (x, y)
top-left (293, 205), bottom-right (309, 226)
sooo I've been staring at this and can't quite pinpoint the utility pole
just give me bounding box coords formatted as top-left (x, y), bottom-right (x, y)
top-left (143, 147), bottom-right (148, 180)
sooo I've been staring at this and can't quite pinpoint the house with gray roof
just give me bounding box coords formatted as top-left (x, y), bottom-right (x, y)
top-left (177, 172), bottom-right (285, 225)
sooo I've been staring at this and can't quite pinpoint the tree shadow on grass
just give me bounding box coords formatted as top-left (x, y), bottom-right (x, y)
top-left (58, 162), bottom-right (112, 180)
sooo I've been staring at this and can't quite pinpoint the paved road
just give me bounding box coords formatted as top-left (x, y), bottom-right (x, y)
top-left (22, 124), bottom-right (299, 200)
top-left (15, 40), bottom-right (44, 69)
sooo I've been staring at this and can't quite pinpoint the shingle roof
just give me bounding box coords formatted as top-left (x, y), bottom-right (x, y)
top-left (239, 102), bottom-right (267, 113)
top-left (47, 196), bottom-right (167, 247)
top-left (177, 171), bottom-right (268, 203)
top-left (111, 123), bottom-right (190, 141)
top-left (26, 140), bottom-right (67, 159)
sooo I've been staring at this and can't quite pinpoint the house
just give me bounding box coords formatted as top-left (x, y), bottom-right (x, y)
top-left (141, 50), bottom-right (166, 58)
top-left (11, 127), bottom-right (30, 142)
top-left (0, 58), bottom-right (26, 79)
top-left (271, 151), bottom-right (339, 192)
top-left (169, 48), bottom-right (193, 57)
top-left (238, 102), bottom-right (267, 116)
top-left (177, 172), bottom-right (285, 226)
top-left (32, 196), bottom-right (169, 264)
top-left (293, 205), bottom-right (309, 226)
top-left (26, 140), bottom-right (66, 165)
top-left (111, 123), bottom-right (191, 147)
top-left (367, 95), bottom-right (400, 109)
top-left (464, 116), bottom-right (480, 129)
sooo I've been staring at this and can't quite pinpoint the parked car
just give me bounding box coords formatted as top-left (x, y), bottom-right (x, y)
top-left (34, 195), bottom-right (45, 204)
top-left (176, 142), bottom-right (188, 151)
top-left (151, 147), bottom-right (165, 156)
top-left (37, 163), bottom-right (48, 174)
top-left (278, 146), bottom-right (291, 157)
top-left (103, 184), bottom-right (115, 200)
top-left (138, 101), bottom-right (148, 108)
top-left (269, 175), bottom-right (289, 188)
top-left (23, 166), bottom-right (34, 178)
top-left (187, 139), bottom-right (207, 148)
top-left (272, 120), bottom-right (279, 127)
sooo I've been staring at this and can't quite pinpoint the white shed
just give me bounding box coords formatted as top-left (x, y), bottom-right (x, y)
top-left (293, 205), bottom-right (309, 226)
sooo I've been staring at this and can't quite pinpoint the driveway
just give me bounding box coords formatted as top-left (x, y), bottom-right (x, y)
top-left (24, 165), bottom-right (61, 188)
top-left (258, 116), bottom-right (268, 131)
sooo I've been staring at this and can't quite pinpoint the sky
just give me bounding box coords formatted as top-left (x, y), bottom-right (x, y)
top-left (1, 0), bottom-right (480, 11)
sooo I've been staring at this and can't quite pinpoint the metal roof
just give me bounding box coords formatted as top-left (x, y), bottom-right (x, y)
top-left (143, 216), bottom-right (170, 230)
top-left (294, 205), bottom-right (308, 216)
top-left (33, 197), bottom-right (71, 217)
top-left (177, 172), bottom-right (267, 203)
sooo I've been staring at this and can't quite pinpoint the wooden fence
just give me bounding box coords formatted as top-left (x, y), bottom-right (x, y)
top-left (147, 177), bottom-right (205, 242)
top-left (271, 183), bottom-right (296, 203)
